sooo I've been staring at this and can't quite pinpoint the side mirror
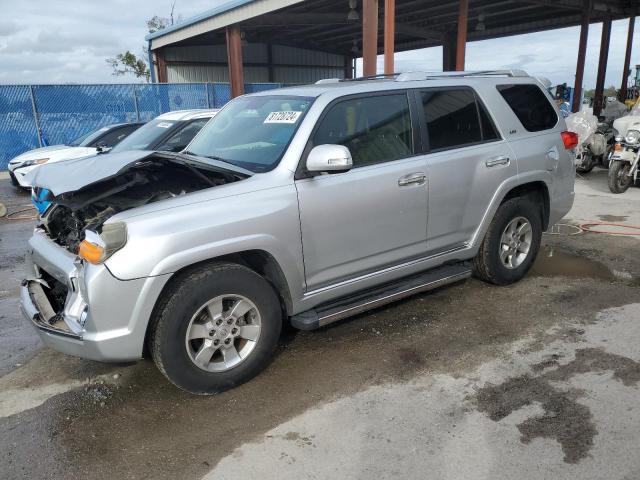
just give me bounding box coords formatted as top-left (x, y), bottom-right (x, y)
top-left (306, 144), bottom-right (353, 173)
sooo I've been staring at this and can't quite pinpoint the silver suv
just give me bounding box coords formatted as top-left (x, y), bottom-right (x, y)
top-left (21, 70), bottom-right (575, 394)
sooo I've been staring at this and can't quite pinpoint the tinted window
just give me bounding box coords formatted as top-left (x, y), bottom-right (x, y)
top-left (97, 125), bottom-right (139, 148)
top-left (312, 94), bottom-right (413, 167)
top-left (497, 84), bottom-right (558, 132)
top-left (421, 88), bottom-right (481, 150)
top-left (158, 118), bottom-right (210, 152)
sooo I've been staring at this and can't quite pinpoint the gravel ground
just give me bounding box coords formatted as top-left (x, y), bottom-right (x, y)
top-left (0, 168), bottom-right (639, 480)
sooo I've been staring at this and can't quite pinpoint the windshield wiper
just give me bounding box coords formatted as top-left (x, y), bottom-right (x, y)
top-left (183, 150), bottom-right (232, 164)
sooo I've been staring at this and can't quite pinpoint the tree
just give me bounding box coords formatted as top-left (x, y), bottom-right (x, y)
top-left (106, 2), bottom-right (181, 82)
top-left (106, 51), bottom-right (150, 81)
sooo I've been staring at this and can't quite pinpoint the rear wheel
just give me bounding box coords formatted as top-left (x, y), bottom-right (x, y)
top-left (608, 160), bottom-right (633, 194)
top-left (576, 151), bottom-right (596, 174)
top-left (473, 196), bottom-right (542, 285)
top-left (149, 262), bottom-right (282, 394)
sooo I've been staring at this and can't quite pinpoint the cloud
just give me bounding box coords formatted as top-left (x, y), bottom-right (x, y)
top-left (0, 2), bottom-right (637, 89)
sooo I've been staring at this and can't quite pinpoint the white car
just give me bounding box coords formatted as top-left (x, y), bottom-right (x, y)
top-left (8, 122), bottom-right (143, 188)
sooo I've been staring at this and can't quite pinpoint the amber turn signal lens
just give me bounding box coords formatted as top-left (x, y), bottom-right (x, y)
top-left (614, 143), bottom-right (622, 152)
top-left (78, 240), bottom-right (105, 264)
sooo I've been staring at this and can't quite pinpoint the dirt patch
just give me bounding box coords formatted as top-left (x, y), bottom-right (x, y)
top-left (473, 347), bottom-right (640, 464)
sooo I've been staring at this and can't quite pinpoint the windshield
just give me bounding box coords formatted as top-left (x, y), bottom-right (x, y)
top-left (67, 126), bottom-right (110, 147)
top-left (110, 119), bottom-right (177, 153)
top-left (186, 95), bottom-right (314, 172)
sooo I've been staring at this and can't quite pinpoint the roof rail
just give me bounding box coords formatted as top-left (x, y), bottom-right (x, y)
top-left (315, 73), bottom-right (400, 84)
top-left (395, 70), bottom-right (530, 81)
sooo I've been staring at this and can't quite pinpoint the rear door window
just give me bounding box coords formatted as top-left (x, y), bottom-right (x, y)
top-left (312, 93), bottom-right (414, 168)
top-left (420, 88), bottom-right (492, 151)
top-left (496, 84), bottom-right (558, 132)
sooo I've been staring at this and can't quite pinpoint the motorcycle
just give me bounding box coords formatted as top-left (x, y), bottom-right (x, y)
top-left (566, 110), bottom-right (610, 174)
top-left (609, 102), bottom-right (640, 193)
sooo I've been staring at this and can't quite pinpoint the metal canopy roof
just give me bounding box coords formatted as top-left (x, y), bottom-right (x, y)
top-left (148, 0), bottom-right (639, 55)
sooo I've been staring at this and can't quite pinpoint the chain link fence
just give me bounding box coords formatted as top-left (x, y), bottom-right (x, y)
top-left (0, 82), bottom-right (285, 170)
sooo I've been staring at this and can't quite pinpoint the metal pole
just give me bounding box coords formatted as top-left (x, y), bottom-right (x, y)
top-left (28, 85), bottom-right (43, 148)
top-left (384, 0), bottom-right (395, 75)
top-left (593, 17), bottom-right (612, 117)
top-left (226, 26), bottom-right (245, 98)
top-left (362, 0), bottom-right (378, 76)
top-left (455, 0), bottom-right (468, 71)
top-left (572, 0), bottom-right (591, 112)
top-left (133, 85), bottom-right (140, 122)
top-left (620, 16), bottom-right (636, 102)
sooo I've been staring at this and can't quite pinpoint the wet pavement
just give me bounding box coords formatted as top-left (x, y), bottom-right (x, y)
top-left (1, 167), bottom-right (639, 480)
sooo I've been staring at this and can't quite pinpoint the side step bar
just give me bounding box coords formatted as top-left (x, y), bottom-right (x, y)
top-left (290, 263), bottom-right (472, 330)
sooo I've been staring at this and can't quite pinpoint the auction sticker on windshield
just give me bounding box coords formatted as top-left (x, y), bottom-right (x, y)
top-left (157, 122), bottom-right (174, 128)
top-left (264, 111), bottom-right (302, 124)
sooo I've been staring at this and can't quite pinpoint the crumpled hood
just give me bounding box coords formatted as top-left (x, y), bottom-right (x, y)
top-left (25, 150), bottom-right (157, 196)
top-left (25, 149), bottom-right (253, 197)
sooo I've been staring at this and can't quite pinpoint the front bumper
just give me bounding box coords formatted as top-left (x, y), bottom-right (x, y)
top-left (9, 164), bottom-right (36, 188)
top-left (21, 229), bottom-right (171, 362)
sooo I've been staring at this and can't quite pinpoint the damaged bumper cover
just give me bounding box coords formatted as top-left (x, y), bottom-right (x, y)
top-left (21, 229), bottom-right (170, 362)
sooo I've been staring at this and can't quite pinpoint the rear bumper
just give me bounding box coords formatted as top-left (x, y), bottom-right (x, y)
top-left (21, 229), bottom-right (171, 362)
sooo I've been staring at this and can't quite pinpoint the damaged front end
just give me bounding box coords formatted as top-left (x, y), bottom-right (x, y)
top-left (22, 152), bottom-right (251, 358)
top-left (35, 153), bottom-right (249, 254)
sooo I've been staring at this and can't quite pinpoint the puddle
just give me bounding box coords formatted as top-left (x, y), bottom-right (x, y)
top-left (530, 247), bottom-right (613, 280)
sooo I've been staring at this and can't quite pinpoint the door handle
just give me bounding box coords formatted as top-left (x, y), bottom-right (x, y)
top-left (485, 156), bottom-right (510, 167)
top-left (398, 172), bottom-right (426, 186)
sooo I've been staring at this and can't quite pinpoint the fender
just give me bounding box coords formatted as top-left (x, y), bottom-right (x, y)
top-left (469, 170), bottom-right (552, 250)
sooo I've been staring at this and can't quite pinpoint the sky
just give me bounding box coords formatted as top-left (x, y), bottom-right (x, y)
top-left (0, 0), bottom-right (638, 90)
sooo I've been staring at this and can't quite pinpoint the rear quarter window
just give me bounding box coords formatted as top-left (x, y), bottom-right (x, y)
top-left (496, 84), bottom-right (558, 132)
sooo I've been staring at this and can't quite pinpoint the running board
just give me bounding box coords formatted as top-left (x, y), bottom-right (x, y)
top-left (290, 263), bottom-right (472, 330)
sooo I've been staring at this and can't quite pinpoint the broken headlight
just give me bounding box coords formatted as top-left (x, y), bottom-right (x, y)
top-left (78, 222), bottom-right (127, 264)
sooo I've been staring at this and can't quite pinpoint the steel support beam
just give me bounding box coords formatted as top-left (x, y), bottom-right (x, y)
top-left (442, 32), bottom-right (457, 71)
top-left (455, 0), bottom-right (468, 71)
top-left (620, 16), bottom-right (636, 101)
top-left (593, 17), bottom-right (612, 117)
top-left (384, 0), bottom-right (396, 74)
top-left (572, 0), bottom-right (591, 112)
top-left (156, 49), bottom-right (168, 83)
top-left (363, 0), bottom-right (379, 76)
top-left (226, 25), bottom-right (245, 98)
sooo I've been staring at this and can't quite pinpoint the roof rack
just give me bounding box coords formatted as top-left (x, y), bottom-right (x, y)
top-left (395, 70), bottom-right (530, 81)
top-left (314, 69), bottom-right (529, 85)
top-left (315, 73), bottom-right (399, 84)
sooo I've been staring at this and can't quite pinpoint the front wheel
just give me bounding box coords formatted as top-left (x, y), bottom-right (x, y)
top-left (608, 160), bottom-right (633, 194)
top-left (473, 196), bottom-right (542, 285)
top-left (149, 262), bottom-right (282, 394)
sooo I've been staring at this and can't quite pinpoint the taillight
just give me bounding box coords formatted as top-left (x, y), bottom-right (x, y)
top-left (561, 131), bottom-right (579, 150)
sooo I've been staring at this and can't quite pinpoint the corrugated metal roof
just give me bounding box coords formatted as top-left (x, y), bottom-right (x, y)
top-left (147, 0), bottom-right (306, 50)
top-left (145, 0), bottom-right (257, 41)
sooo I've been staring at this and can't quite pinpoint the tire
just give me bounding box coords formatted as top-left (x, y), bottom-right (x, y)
top-left (608, 160), bottom-right (632, 194)
top-left (473, 196), bottom-right (542, 286)
top-left (576, 151), bottom-right (595, 174)
top-left (149, 262), bottom-right (282, 394)
top-left (9, 171), bottom-right (19, 187)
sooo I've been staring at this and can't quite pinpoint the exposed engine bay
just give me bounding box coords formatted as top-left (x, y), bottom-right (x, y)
top-left (38, 156), bottom-right (247, 253)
